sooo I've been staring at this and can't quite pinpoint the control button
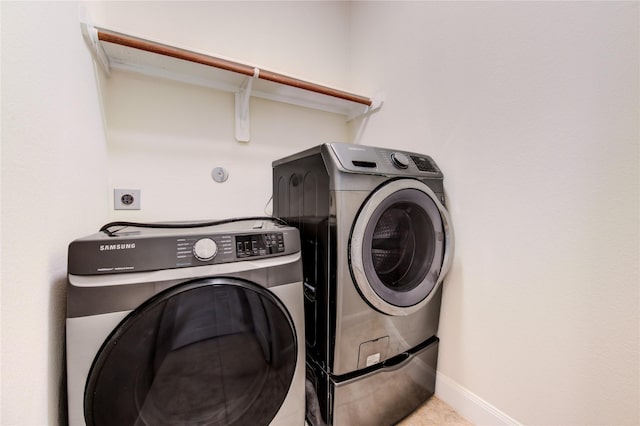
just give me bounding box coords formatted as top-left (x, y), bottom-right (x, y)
top-left (410, 155), bottom-right (439, 173)
top-left (390, 152), bottom-right (410, 169)
top-left (193, 238), bottom-right (217, 261)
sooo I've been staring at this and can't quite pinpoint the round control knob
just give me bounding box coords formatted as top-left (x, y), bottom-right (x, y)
top-left (391, 152), bottom-right (410, 169)
top-left (193, 238), bottom-right (218, 261)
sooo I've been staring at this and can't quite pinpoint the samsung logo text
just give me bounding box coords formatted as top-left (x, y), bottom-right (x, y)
top-left (100, 243), bottom-right (136, 251)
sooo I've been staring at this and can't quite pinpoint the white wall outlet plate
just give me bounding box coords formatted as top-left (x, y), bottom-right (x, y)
top-left (114, 189), bottom-right (140, 210)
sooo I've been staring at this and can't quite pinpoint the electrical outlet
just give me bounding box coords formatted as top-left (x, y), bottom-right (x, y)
top-left (114, 189), bottom-right (141, 210)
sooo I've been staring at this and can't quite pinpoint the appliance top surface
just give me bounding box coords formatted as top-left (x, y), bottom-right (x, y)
top-left (327, 142), bottom-right (443, 177)
top-left (91, 219), bottom-right (291, 240)
top-left (273, 142), bottom-right (443, 178)
top-left (68, 218), bottom-right (301, 276)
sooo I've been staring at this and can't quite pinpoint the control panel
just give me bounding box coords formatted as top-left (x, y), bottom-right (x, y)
top-left (330, 143), bottom-right (442, 176)
top-left (178, 232), bottom-right (285, 265)
top-left (236, 233), bottom-right (285, 258)
top-left (68, 225), bottom-right (300, 275)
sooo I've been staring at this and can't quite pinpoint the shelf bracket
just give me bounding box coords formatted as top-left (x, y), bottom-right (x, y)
top-left (346, 92), bottom-right (384, 122)
top-left (235, 68), bottom-right (259, 142)
top-left (80, 22), bottom-right (111, 76)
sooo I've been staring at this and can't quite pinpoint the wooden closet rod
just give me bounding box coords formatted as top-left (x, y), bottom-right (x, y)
top-left (97, 28), bottom-right (373, 107)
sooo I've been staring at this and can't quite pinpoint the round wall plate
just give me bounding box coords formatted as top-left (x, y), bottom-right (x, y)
top-left (211, 167), bottom-right (229, 183)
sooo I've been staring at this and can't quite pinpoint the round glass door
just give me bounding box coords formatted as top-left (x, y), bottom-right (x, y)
top-left (350, 179), bottom-right (449, 316)
top-left (85, 278), bottom-right (297, 426)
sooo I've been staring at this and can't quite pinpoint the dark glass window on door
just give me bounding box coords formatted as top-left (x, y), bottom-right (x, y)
top-left (362, 188), bottom-right (444, 307)
top-left (85, 278), bottom-right (297, 426)
top-left (370, 202), bottom-right (435, 290)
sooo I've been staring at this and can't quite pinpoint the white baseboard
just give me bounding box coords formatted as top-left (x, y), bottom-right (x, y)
top-left (435, 372), bottom-right (522, 426)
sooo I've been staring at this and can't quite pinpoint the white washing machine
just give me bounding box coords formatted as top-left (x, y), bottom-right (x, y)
top-left (66, 218), bottom-right (305, 426)
top-left (273, 143), bottom-right (454, 425)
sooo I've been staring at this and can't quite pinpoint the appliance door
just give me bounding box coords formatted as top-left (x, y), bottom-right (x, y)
top-left (350, 179), bottom-right (453, 316)
top-left (84, 277), bottom-right (298, 426)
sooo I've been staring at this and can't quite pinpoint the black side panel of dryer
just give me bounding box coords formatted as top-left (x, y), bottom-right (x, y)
top-left (273, 153), bottom-right (334, 371)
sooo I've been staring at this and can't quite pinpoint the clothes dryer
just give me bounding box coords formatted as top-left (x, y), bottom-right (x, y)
top-left (272, 143), bottom-right (454, 425)
top-left (66, 218), bottom-right (305, 426)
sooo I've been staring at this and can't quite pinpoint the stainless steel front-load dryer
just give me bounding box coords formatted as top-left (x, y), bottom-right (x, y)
top-left (66, 219), bottom-right (305, 426)
top-left (272, 143), bottom-right (454, 425)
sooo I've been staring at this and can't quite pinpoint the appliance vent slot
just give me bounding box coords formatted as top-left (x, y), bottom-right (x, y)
top-left (352, 161), bottom-right (377, 168)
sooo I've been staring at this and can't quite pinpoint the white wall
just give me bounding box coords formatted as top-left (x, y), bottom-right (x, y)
top-left (87, 1), bottom-right (351, 222)
top-left (103, 72), bottom-right (347, 221)
top-left (1, 2), bottom-right (109, 424)
top-left (349, 2), bottom-right (639, 425)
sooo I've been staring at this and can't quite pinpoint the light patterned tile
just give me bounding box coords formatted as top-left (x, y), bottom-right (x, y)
top-left (396, 396), bottom-right (472, 426)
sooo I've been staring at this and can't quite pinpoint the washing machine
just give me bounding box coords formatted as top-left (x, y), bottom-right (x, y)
top-left (272, 143), bottom-right (454, 425)
top-left (66, 218), bottom-right (305, 426)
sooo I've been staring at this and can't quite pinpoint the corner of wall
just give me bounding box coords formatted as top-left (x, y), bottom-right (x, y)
top-left (436, 373), bottom-right (522, 426)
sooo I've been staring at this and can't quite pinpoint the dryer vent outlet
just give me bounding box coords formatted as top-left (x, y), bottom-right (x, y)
top-left (114, 189), bottom-right (141, 210)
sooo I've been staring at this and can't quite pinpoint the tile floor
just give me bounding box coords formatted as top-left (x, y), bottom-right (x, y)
top-left (397, 396), bottom-right (472, 426)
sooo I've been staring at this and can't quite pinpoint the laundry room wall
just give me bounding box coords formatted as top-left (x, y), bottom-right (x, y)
top-left (84, 1), bottom-right (352, 222)
top-left (1, 2), bottom-right (110, 425)
top-left (348, 2), bottom-right (639, 425)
